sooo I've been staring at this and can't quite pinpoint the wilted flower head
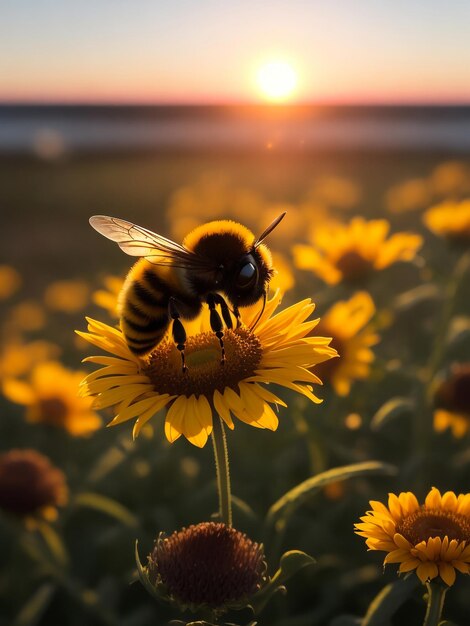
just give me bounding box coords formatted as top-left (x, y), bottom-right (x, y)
top-left (0, 449), bottom-right (68, 523)
top-left (434, 363), bottom-right (470, 438)
top-left (355, 487), bottom-right (470, 586)
top-left (293, 217), bottom-right (422, 285)
top-left (78, 294), bottom-right (337, 447)
top-left (146, 522), bottom-right (266, 612)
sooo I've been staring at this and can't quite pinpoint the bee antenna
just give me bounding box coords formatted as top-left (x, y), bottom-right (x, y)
top-left (254, 212), bottom-right (286, 248)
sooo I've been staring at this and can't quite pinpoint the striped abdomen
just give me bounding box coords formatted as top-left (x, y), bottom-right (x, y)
top-left (119, 259), bottom-right (200, 356)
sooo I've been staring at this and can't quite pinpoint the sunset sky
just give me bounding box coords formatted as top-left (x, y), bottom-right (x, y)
top-left (1, 0), bottom-right (469, 104)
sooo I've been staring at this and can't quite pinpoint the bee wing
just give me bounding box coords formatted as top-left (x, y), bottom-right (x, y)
top-left (89, 215), bottom-right (209, 268)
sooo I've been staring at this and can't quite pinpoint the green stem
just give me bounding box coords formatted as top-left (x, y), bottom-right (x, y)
top-left (211, 415), bottom-right (232, 526)
top-left (423, 581), bottom-right (447, 626)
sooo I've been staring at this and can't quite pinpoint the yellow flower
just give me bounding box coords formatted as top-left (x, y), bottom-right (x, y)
top-left (433, 363), bottom-right (470, 438)
top-left (7, 300), bottom-right (46, 332)
top-left (3, 361), bottom-right (101, 436)
top-left (44, 279), bottom-right (90, 313)
top-left (306, 175), bottom-right (361, 210)
top-left (0, 265), bottom-right (21, 300)
top-left (430, 161), bottom-right (469, 197)
top-left (386, 178), bottom-right (430, 213)
top-left (423, 199), bottom-right (470, 243)
top-left (0, 340), bottom-right (60, 380)
top-left (313, 292), bottom-right (379, 396)
top-left (77, 294), bottom-right (337, 447)
top-left (269, 251), bottom-right (295, 296)
top-left (292, 217), bottom-right (422, 285)
top-left (355, 487), bottom-right (470, 587)
top-left (0, 449), bottom-right (68, 525)
top-left (92, 275), bottom-right (123, 318)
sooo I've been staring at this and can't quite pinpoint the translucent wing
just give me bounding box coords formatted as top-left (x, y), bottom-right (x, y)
top-left (89, 215), bottom-right (210, 269)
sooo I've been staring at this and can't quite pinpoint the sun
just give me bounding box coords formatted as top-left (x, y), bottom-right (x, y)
top-left (256, 60), bottom-right (298, 102)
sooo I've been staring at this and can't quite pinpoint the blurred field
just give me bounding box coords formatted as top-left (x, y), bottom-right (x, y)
top-left (1, 146), bottom-right (470, 626)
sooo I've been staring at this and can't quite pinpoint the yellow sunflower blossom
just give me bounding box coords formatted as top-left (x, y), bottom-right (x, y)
top-left (430, 161), bottom-right (469, 197)
top-left (0, 265), bottom-right (21, 300)
top-left (44, 279), bottom-right (90, 313)
top-left (3, 361), bottom-right (101, 436)
top-left (0, 340), bottom-right (60, 381)
top-left (269, 251), bottom-right (295, 296)
top-left (313, 292), bottom-right (379, 396)
top-left (92, 275), bottom-right (123, 318)
top-left (355, 487), bottom-right (470, 587)
top-left (292, 217), bottom-right (422, 285)
top-left (433, 363), bottom-right (470, 438)
top-left (423, 199), bottom-right (470, 243)
top-left (385, 178), bottom-right (430, 213)
top-left (77, 294), bottom-right (337, 448)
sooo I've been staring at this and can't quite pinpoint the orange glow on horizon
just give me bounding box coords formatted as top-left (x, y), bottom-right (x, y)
top-left (256, 60), bottom-right (298, 102)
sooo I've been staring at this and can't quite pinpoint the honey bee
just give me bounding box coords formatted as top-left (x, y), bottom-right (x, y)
top-left (89, 213), bottom-right (285, 371)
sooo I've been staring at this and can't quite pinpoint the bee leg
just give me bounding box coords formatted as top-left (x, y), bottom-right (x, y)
top-left (206, 293), bottom-right (226, 365)
top-left (233, 305), bottom-right (241, 328)
top-left (168, 297), bottom-right (187, 373)
top-left (212, 293), bottom-right (233, 329)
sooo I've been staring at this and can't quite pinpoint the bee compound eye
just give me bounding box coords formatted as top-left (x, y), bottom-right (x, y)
top-left (237, 262), bottom-right (258, 288)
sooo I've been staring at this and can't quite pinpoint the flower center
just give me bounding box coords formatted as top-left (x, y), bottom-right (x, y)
top-left (143, 327), bottom-right (262, 397)
top-left (310, 322), bottom-right (342, 382)
top-left (396, 507), bottom-right (470, 545)
top-left (148, 522), bottom-right (265, 609)
top-left (436, 367), bottom-right (470, 416)
top-left (335, 250), bottom-right (373, 281)
top-left (39, 397), bottom-right (69, 425)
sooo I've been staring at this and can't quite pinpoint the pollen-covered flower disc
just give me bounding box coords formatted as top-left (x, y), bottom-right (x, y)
top-left (355, 487), bottom-right (470, 586)
top-left (147, 522), bottom-right (266, 611)
top-left (77, 293), bottom-right (337, 447)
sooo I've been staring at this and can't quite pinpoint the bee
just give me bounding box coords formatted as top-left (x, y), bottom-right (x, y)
top-left (89, 213), bottom-right (285, 371)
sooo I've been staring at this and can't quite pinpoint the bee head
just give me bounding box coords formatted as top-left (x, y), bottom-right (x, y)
top-left (183, 214), bottom-right (284, 306)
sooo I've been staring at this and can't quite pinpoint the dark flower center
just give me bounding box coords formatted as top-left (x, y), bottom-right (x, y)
top-left (310, 322), bottom-right (342, 382)
top-left (435, 366), bottom-right (470, 416)
top-left (148, 522), bottom-right (266, 609)
top-left (143, 328), bottom-right (262, 397)
top-left (38, 397), bottom-right (69, 425)
top-left (0, 450), bottom-right (67, 516)
top-left (335, 250), bottom-right (373, 281)
top-left (396, 507), bottom-right (470, 545)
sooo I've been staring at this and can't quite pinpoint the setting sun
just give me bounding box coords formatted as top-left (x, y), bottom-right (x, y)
top-left (256, 60), bottom-right (298, 102)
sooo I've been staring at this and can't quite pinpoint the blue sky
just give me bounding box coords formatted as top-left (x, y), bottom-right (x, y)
top-left (1, 0), bottom-right (469, 103)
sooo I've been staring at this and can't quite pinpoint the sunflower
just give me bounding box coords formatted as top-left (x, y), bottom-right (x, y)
top-left (292, 217), bottom-right (422, 285)
top-left (433, 363), bottom-right (470, 438)
top-left (92, 275), bottom-right (123, 319)
top-left (0, 449), bottom-right (68, 524)
top-left (423, 199), bottom-right (470, 243)
top-left (355, 487), bottom-right (470, 586)
top-left (313, 292), bottom-right (379, 396)
top-left (3, 361), bottom-right (101, 436)
top-left (77, 294), bottom-right (337, 447)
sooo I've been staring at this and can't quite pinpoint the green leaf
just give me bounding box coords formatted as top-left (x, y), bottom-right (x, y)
top-left (135, 540), bottom-right (160, 601)
top-left (36, 520), bottom-right (69, 568)
top-left (12, 583), bottom-right (56, 626)
top-left (361, 577), bottom-right (419, 626)
top-left (446, 316), bottom-right (470, 348)
top-left (74, 492), bottom-right (139, 527)
top-left (393, 284), bottom-right (440, 313)
top-left (249, 550), bottom-right (315, 615)
top-left (266, 462), bottom-right (397, 528)
top-left (370, 398), bottom-right (415, 431)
